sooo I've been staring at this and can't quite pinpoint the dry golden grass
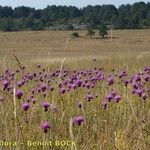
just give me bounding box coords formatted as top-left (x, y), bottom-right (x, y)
top-left (0, 29), bottom-right (150, 64)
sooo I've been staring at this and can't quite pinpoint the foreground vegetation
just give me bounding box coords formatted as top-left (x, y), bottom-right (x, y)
top-left (0, 57), bottom-right (150, 150)
top-left (0, 29), bottom-right (149, 149)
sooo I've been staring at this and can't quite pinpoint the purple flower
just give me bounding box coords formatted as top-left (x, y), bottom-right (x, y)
top-left (59, 88), bottom-right (66, 94)
top-left (49, 87), bottom-right (54, 91)
top-left (144, 66), bottom-right (148, 72)
top-left (135, 89), bottom-right (143, 97)
top-left (124, 80), bottom-right (129, 86)
top-left (85, 93), bottom-right (94, 101)
top-left (106, 76), bottom-right (114, 85)
top-left (105, 94), bottom-right (113, 102)
top-left (72, 115), bottom-right (84, 126)
top-left (114, 95), bottom-right (121, 103)
top-left (141, 93), bottom-right (147, 100)
top-left (31, 98), bottom-right (36, 104)
top-left (16, 90), bottom-right (23, 99)
top-left (110, 90), bottom-right (116, 97)
top-left (70, 83), bottom-right (76, 89)
top-left (101, 100), bottom-right (108, 109)
top-left (75, 80), bottom-right (82, 87)
top-left (21, 102), bottom-right (29, 111)
top-left (133, 75), bottom-right (141, 82)
top-left (40, 121), bottom-right (51, 133)
top-left (41, 102), bottom-right (49, 111)
top-left (17, 81), bottom-right (24, 87)
top-left (143, 74), bottom-right (149, 82)
top-left (117, 70), bottom-right (127, 78)
top-left (131, 83), bottom-right (138, 89)
top-left (40, 83), bottom-right (47, 92)
top-left (2, 80), bottom-right (9, 88)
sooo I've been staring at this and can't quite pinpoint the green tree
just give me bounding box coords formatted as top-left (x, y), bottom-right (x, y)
top-left (0, 6), bottom-right (13, 18)
top-left (70, 32), bottom-right (79, 38)
top-left (86, 29), bottom-right (95, 38)
top-left (32, 20), bottom-right (44, 30)
top-left (99, 25), bottom-right (108, 39)
top-left (67, 24), bottom-right (74, 30)
top-left (24, 13), bottom-right (34, 29)
top-left (0, 18), bottom-right (13, 31)
top-left (13, 6), bottom-right (32, 18)
top-left (0, 2), bottom-right (150, 31)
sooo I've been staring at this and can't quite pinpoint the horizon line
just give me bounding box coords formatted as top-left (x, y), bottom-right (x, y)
top-left (0, 1), bottom-right (149, 9)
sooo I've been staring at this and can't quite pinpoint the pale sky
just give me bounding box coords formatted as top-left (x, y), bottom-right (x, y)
top-left (0, 0), bottom-right (149, 9)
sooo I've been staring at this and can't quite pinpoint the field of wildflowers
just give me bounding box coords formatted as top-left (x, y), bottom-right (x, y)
top-left (0, 56), bottom-right (150, 150)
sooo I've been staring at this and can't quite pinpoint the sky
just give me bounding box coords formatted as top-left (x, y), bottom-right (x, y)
top-left (0, 0), bottom-right (149, 9)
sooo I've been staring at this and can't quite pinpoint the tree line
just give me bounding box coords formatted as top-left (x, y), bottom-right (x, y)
top-left (0, 1), bottom-right (150, 31)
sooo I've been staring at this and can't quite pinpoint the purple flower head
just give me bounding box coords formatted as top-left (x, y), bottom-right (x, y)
top-left (85, 93), bottom-right (94, 101)
top-left (135, 89), bottom-right (143, 97)
top-left (118, 70), bottom-right (127, 78)
top-left (21, 102), bottom-right (29, 111)
top-left (134, 75), bottom-right (141, 82)
top-left (124, 80), bottom-right (129, 86)
top-left (2, 80), bottom-right (9, 88)
top-left (105, 94), bottom-right (113, 102)
top-left (110, 90), bottom-right (116, 97)
top-left (75, 80), bottom-right (82, 87)
top-left (141, 93), bottom-right (147, 100)
top-left (31, 98), bottom-right (36, 104)
top-left (144, 66), bottom-right (148, 72)
top-left (143, 74), bottom-right (149, 82)
top-left (16, 90), bottom-right (23, 99)
top-left (40, 121), bottom-right (51, 133)
top-left (40, 83), bottom-right (47, 92)
top-left (72, 115), bottom-right (84, 126)
top-left (37, 87), bottom-right (41, 92)
top-left (17, 81), bottom-right (23, 87)
top-left (59, 88), bottom-right (66, 94)
top-left (49, 87), bottom-right (54, 91)
top-left (101, 100), bottom-right (108, 109)
top-left (41, 101), bottom-right (49, 111)
top-left (106, 76), bottom-right (114, 85)
top-left (70, 83), bottom-right (76, 89)
top-left (85, 82), bottom-right (91, 89)
top-left (114, 95), bottom-right (121, 103)
top-left (131, 83), bottom-right (138, 89)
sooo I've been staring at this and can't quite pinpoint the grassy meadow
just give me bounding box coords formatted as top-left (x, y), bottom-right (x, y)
top-left (0, 29), bottom-right (150, 150)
